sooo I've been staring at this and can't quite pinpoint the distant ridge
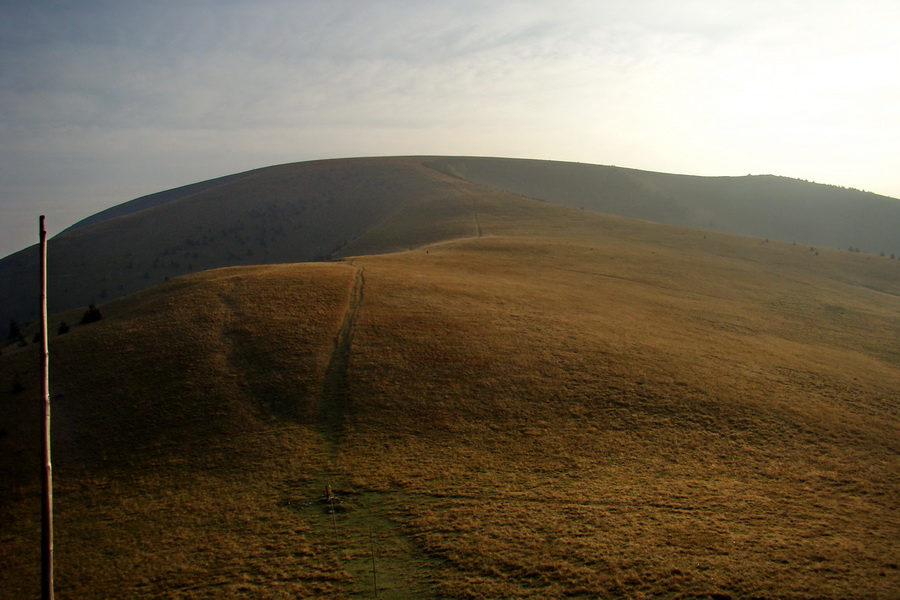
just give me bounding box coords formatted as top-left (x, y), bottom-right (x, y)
top-left (61, 171), bottom-right (254, 233)
top-left (2, 155), bottom-right (898, 326)
top-left (427, 157), bottom-right (900, 257)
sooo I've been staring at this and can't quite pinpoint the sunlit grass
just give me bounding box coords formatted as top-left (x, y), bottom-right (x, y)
top-left (1, 193), bottom-right (898, 598)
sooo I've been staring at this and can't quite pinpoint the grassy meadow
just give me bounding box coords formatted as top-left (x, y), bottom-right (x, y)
top-left (1, 192), bottom-right (898, 598)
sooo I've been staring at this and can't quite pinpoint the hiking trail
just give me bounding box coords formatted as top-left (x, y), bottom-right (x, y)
top-left (310, 263), bottom-right (443, 598)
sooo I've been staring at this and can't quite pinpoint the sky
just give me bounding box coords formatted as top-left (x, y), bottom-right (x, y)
top-left (2, 0), bottom-right (899, 258)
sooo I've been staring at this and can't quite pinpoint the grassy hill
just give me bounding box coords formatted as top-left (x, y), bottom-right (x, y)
top-left (1, 189), bottom-right (898, 598)
top-left (0, 157), bottom-right (479, 328)
top-left (428, 157), bottom-right (900, 258)
top-left (3, 156), bottom-right (899, 331)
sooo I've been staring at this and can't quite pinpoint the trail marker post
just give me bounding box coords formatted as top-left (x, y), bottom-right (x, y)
top-left (39, 216), bottom-right (54, 600)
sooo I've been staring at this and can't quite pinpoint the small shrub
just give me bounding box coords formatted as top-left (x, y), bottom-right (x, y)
top-left (6, 318), bottom-right (20, 341)
top-left (80, 304), bottom-right (102, 325)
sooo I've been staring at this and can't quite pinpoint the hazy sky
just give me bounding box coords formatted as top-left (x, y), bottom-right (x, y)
top-left (2, 0), bottom-right (899, 258)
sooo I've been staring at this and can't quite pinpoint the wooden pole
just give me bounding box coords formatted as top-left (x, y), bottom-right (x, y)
top-left (39, 215), bottom-right (54, 600)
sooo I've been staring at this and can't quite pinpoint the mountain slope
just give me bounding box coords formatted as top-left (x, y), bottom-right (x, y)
top-left (0, 157), bottom-right (487, 327)
top-left (428, 157), bottom-right (900, 257)
top-left (2, 192), bottom-right (898, 598)
top-left (61, 171), bottom-right (255, 234)
top-left (3, 156), bottom-right (899, 330)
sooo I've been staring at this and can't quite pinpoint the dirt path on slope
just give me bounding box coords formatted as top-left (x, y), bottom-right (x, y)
top-left (472, 198), bottom-right (483, 237)
top-left (319, 264), bottom-right (365, 455)
top-left (310, 263), bottom-right (443, 598)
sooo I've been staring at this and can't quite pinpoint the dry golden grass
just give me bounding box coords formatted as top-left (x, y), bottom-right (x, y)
top-left (339, 231), bottom-right (898, 598)
top-left (1, 192), bottom-right (898, 598)
top-left (2, 263), bottom-right (360, 598)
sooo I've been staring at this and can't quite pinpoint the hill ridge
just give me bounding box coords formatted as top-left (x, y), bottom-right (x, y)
top-left (2, 156), bottom-right (898, 332)
top-left (425, 157), bottom-right (900, 256)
